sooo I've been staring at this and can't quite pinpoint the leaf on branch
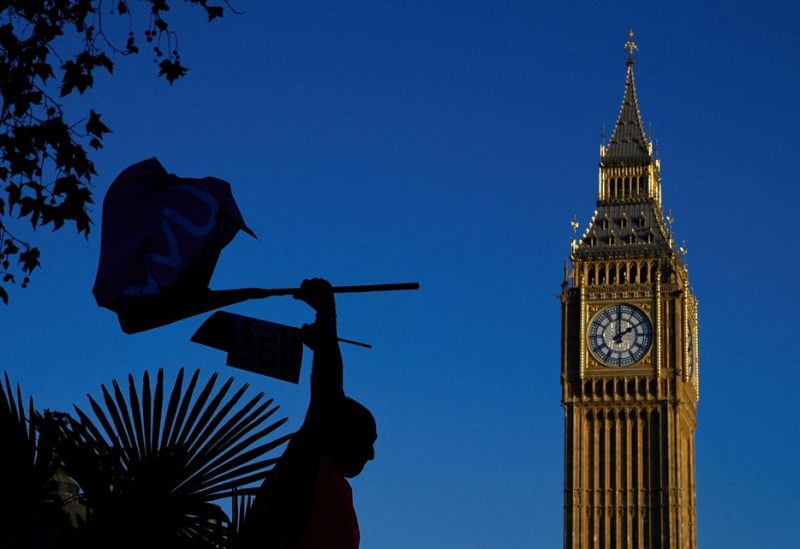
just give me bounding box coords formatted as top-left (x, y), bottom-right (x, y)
top-left (158, 59), bottom-right (189, 84)
top-left (95, 53), bottom-right (114, 74)
top-left (151, 0), bottom-right (170, 14)
top-left (53, 175), bottom-right (79, 196)
top-left (40, 205), bottom-right (55, 228)
top-left (3, 240), bottom-right (19, 256)
top-left (205, 6), bottom-right (224, 21)
top-left (126, 35), bottom-right (139, 54)
top-left (28, 91), bottom-right (44, 107)
top-left (18, 248), bottom-right (41, 274)
top-left (60, 52), bottom-right (115, 96)
top-left (0, 23), bottom-right (16, 51)
top-left (41, 116), bottom-right (70, 145)
top-left (76, 211), bottom-right (91, 236)
top-left (34, 62), bottom-right (55, 82)
top-left (60, 60), bottom-right (91, 96)
top-left (86, 110), bottom-right (111, 138)
top-left (32, 14), bottom-right (63, 42)
top-left (18, 197), bottom-right (38, 224)
top-left (6, 183), bottom-right (21, 208)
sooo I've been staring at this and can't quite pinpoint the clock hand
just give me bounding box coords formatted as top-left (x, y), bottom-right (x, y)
top-left (613, 324), bottom-right (635, 343)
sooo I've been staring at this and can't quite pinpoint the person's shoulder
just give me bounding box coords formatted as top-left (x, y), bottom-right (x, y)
top-left (279, 424), bottom-right (323, 467)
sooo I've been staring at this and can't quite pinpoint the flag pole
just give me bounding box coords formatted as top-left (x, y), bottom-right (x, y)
top-left (247, 282), bottom-right (420, 298)
top-left (338, 337), bottom-right (372, 349)
top-left (119, 283), bottom-right (419, 334)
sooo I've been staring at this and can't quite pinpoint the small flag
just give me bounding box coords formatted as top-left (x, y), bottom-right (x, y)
top-left (192, 311), bottom-right (304, 384)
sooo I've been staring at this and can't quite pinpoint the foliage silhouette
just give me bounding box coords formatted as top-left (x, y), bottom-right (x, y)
top-left (229, 487), bottom-right (258, 542)
top-left (0, 1), bottom-right (237, 303)
top-left (1, 368), bottom-right (290, 548)
top-left (0, 373), bottom-right (75, 547)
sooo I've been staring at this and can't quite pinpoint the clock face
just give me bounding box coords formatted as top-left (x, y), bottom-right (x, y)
top-left (588, 304), bottom-right (653, 367)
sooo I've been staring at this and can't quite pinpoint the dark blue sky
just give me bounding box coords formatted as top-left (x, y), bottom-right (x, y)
top-left (2, 1), bottom-right (799, 546)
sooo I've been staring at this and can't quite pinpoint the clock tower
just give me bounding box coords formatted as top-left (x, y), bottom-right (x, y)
top-left (560, 33), bottom-right (699, 549)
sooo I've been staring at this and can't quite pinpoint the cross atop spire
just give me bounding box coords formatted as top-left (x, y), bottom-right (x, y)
top-left (625, 29), bottom-right (638, 64)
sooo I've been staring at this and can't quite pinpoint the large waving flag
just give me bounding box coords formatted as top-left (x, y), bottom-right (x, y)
top-left (93, 158), bottom-right (259, 334)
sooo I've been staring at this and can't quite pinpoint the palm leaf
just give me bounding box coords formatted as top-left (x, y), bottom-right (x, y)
top-left (63, 368), bottom-right (289, 548)
top-left (184, 383), bottom-right (249, 460)
top-left (230, 487), bottom-right (260, 540)
top-left (197, 394), bottom-right (275, 459)
top-left (161, 367), bottom-right (186, 449)
top-left (0, 373), bottom-right (74, 546)
top-left (167, 369), bottom-right (202, 448)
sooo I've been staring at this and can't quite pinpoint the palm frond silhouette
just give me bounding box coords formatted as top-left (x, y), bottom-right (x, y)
top-left (60, 368), bottom-right (290, 548)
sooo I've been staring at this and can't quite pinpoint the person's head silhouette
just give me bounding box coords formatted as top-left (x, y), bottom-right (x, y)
top-left (323, 397), bottom-right (377, 477)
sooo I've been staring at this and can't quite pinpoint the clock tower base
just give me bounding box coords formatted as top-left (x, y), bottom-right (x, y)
top-left (563, 380), bottom-right (697, 548)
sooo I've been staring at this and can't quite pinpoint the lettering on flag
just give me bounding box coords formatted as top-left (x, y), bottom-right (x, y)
top-left (192, 312), bottom-right (304, 384)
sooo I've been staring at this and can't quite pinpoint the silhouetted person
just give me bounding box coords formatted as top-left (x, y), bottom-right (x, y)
top-left (238, 278), bottom-right (377, 548)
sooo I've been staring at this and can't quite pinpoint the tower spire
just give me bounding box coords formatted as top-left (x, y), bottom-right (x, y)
top-left (602, 30), bottom-right (650, 165)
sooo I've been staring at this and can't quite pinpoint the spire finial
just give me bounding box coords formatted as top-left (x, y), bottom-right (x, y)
top-left (625, 28), bottom-right (638, 64)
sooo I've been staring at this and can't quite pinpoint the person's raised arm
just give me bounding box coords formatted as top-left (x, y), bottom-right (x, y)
top-left (294, 279), bottom-right (345, 411)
